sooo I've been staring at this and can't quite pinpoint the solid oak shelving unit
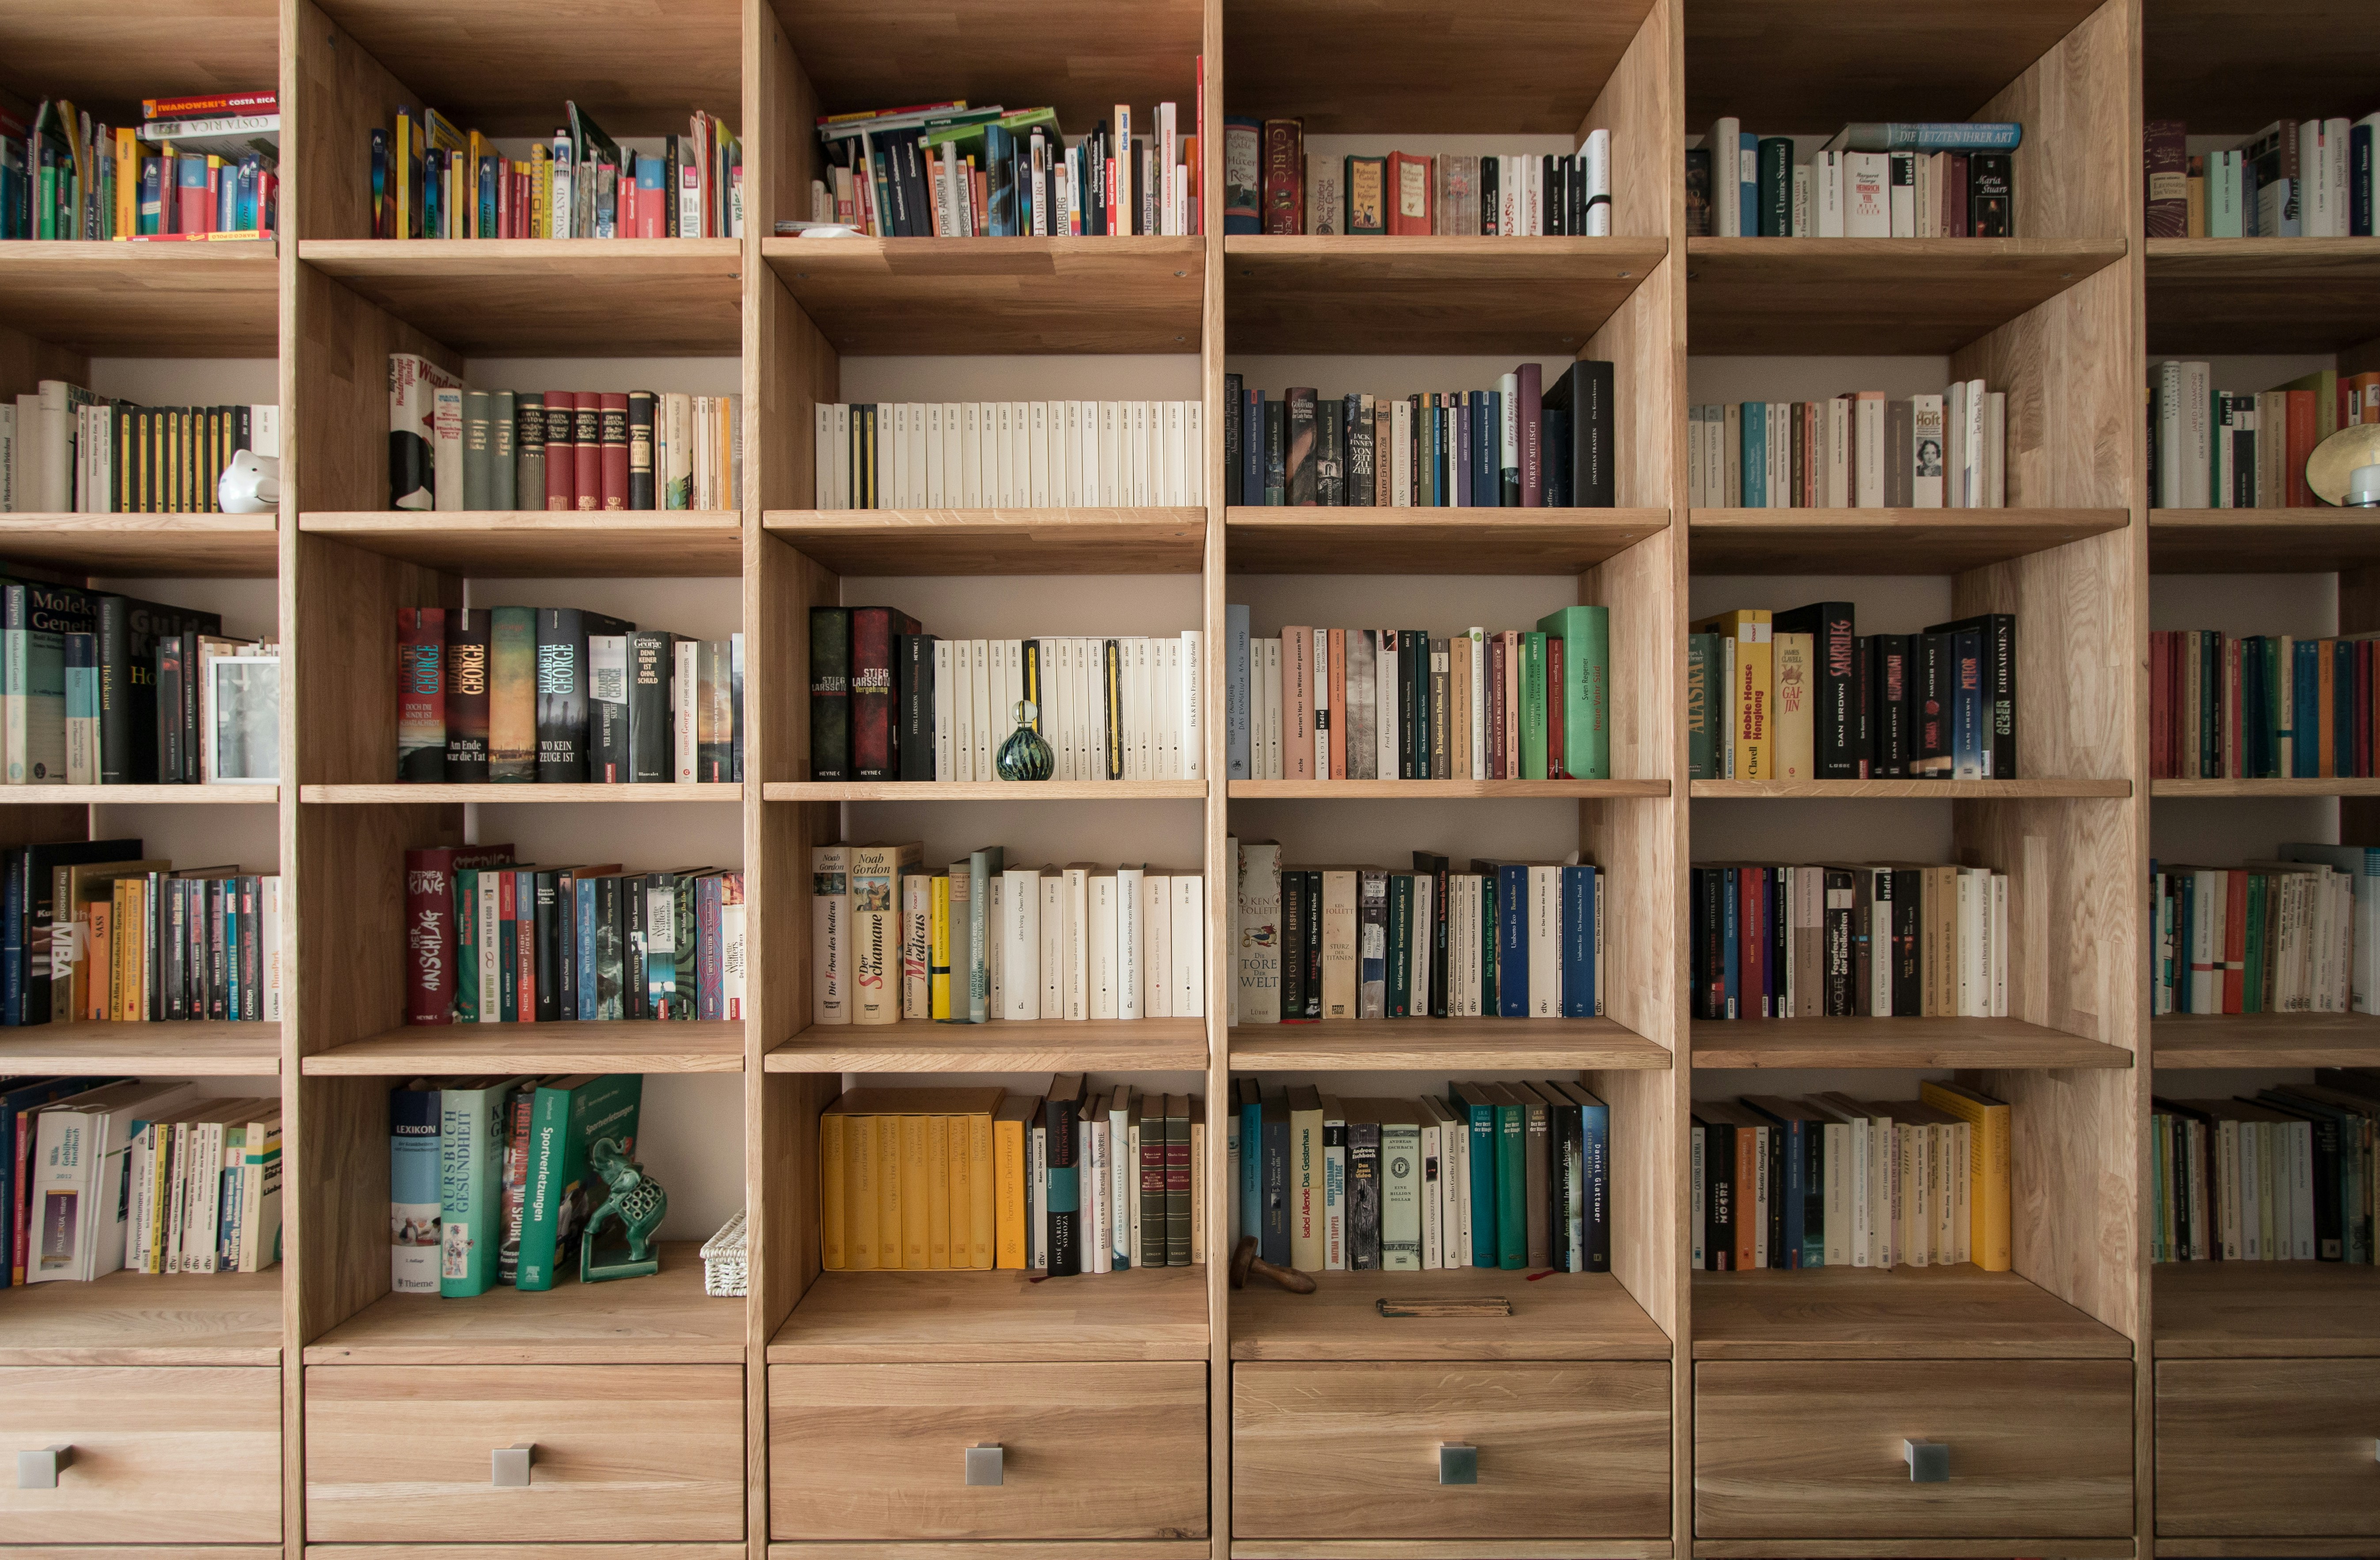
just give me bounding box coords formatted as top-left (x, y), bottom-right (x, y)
top-left (0, 0), bottom-right (2369, 1556)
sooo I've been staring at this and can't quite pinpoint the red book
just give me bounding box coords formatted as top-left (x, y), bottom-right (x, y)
top-left (599, 392), bottom-right (631, 510)
top-left (1486, 632), bottom-right (1507, 778)
top-left (1385, 151), bottom-right (1433, 235)
top-left (1546, 634), bottom-right (1566, 779)
top-left (1261, 119), bottom-right (1302, 234)
top-left (402, 843), bottom-right (516, 1025)
top-left (573, 393), bottom-right (602, 511)
top-left (144, 91), bottom-right (276, 119)
top-left (2148, 631), bottom-right (2166, 777)
top-left (1517, 363), bottom-right (1544, 507)
top-left (544, 392), bottom-right (577, 510)
top-left (1738, 867), bottom-right (1767, 1017)
top-left (515, 868), bottom-right (537, 1023)
top-left (849, 605), bottom-right (921, 780)
top-left (2287, 389), bottom-right (2318, 507)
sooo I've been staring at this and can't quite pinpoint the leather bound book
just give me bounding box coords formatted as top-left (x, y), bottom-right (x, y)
top-left (572, 393), bottom-right (602, 510)
top-left (1386, 150), bottom-right (1433, 235)
top-left (543, 392), bottom-right (576, 510)
top-left (2145, 120), bottom-right (2189, 238)
top-left (1262, 119), bottom-right (1303, 234)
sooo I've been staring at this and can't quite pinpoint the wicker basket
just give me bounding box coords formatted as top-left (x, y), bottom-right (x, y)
top-left (700, 1208), bottom-right (749, 1297)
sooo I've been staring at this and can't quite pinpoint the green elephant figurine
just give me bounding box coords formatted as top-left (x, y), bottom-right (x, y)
top-left (579, 1135), bottom-right (668, 1282)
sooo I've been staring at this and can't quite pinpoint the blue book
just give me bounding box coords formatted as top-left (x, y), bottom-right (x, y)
top-left (1495, 863), bottom-right (1529, 1017)
top-left (1745, 1097), bottom-right (1816, 1267)
top-left (636, 154), bottom-right (665, 224)
top-left (985, 124), bottom-right (1016, 236)
top-left (1227, 604), bottom-right (1251, 779)
top-left (1835, 121), bottom-right (2024, 152)
top-left (2296, 638), bottom-right (2320, 778)
top-left (1259, 1090), bottom-right (1290, 1266)
top-left (1485, 390), bottom-right (1504, 506)
top-left (1559, 865), bottom-right (1597, 1018)
top-left (1740, 402), bottom-right (1767, 507)
top-left (1446, 1081), bottom-right (1499, 1267)
top-left (575, 877), bottom-right (597, 1019)
top-left (1737, 132), bottom-right (1759, 236)
top-left (1721, 866), bottom-right (1739, 1018)
top-left (138, 156), bottom-right (163, 234)
top-left (2338, 639), bottom-right (2356, 774)
top-left (1239, 1083), bottom-right (1263, 1247)
top-left (1551, 1079), bottom-right (1612, 1273)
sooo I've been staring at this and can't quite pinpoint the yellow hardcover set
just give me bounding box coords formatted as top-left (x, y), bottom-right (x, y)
top-left (819, 1087), bottom-right (1005, 1271)
top-left (1918, 1078), bottom-right (2012, 1270)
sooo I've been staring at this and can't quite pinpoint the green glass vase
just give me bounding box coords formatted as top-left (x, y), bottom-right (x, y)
top-left (996, 700), bottom-right (1055, 781)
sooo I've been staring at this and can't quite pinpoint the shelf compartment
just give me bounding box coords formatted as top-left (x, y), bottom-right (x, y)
top-left (0, 782), bottom-right (277, 804)
top-left (0, 240), bottom-right (278, 356)
top-left (2152, 1011), bottom-right (2380, 1068)
top-left (2145, 237), bottom-right (2380, 354)
top-left (770, 1264), bottom-right (1210, 1363)
top-left (1684, 238), bottom-right (2129, 354)
top-left (1232, 779), bottom-right (1670, 799)
top-left (767, 1018), bottom-right (1208, 1073)
top-left (300, 238), bottom-right (743, 355)
top-left (0, 513), bottom-right (279, 576)
top-left (1232, 1267), bottom-right (1671, 1361)
top-left (1223, 235), bottom-right (1669, 354)
top-left (0, 1266), bottom-right (282, 1366)
top-left (2153, 778), bottom-right (2380, 798)
top-left (0, 2), bottom-right (278, 114)
top-left (1227, 506), bottom-right (1668, 575)
top-left (2148, 509), bottom-right (2380, 573)
top-left (1691, 1265), bottom-right (2133, 1359)
top-left (302, 783), bottom-right (741, 804)
top-left (764, 507), bottom-right (1206, 575)
top-left (763, 236), bottom-right (1204, 355)
top-left (302, 1020), bottom-right (745, 1075)
top-left (299, 511), bottom-right (744, 576)
top-left (766, 780), bottom-right (1205, 802)
top-left (1693, 779), bottom-right (2130, 799)
top-left (1690, 507), bottom-right (2129, 575)
top-left (1690, 1016), bottom-right (2133, 1069)
top-left (0, 1020), bottom-right (281, 1076)
top-left (304, 1240), bottom-right (738, 1364)
top-left (2145, 0), bottom-right (2380, 136)
top-left (2155, 1260), bottom-right (2380, 1358)
top-left (1229, 1016), bottom-right (1670, 1073)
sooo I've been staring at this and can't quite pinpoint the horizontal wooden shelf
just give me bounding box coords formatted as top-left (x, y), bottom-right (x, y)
top-left (0, 1266), bottom-right (282, 1366)
top-left (2155, 1259), bottom-right (2380, 1357)
top-left (1698, 1546), bottom-right (2128, 1560)
top-left (1684, 237), bottom-right (2129, 354)
top-left (300, 510), bottom-right (744, 575)
top-left (0, 1020), bottom-right (280, 1075)
top-left (1223, 235), bottom-right (1669, 354)
top-left (300, 238), bottom-right (743, 355)
top-left (1691, 1265), bottom-right (2133, 1359)
top-left (2152, 1011), bottom-right (2380, 1068)
top-left (1690, 507), bottom-right (2129, 574)
top-left (1690, 1016), bottom-right (2133, 1069)
top-left (2152, 777), bottom-right (2380, 797)
top-left (1241, 1547), bottom-right (1673, 1560)
top-left (771, 1264), bottom-right (1210, 1363)
top-left (766, 780), bottom-right (1205, 802)
top-left (768, 1018), bottom-right (1209, 1073)
top-left (0, 239), bottom-right (278, 356)
top-left (0, 512), bottom-right (279, 576)
top-left (2145, 0), bottom-right (2380, 136)
top-left (1693, 778), bottom-right (2130, 799)
top-left (1232, 1267), bottom-right (1671, 1361)
top-left (1232, 779), bottom-right (1670, 799)
top-left (304, 1240), bottom-right (737, 1364)
top-left (1227, 506), bottom-right (1668, 575)
top-left (301, 782), bottom-right (741, 804)
top-left (764, 507), bottom-right (1206, 575)
top-left (302, 1020), bottom-right (745, 1075)
top-left (763, 235), bottom-right (1204, 354)
top-left (1229, 1016), bottom-right (1670, 1072)
top-left (2145, 237), bottom-right (2380, 353)
top-left (0, 782), bottom-right (276, 804)
top-left (2148, 508), bottom-right (2380, 572)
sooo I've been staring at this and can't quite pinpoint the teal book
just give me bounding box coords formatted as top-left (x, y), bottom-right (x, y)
top-left (1386, 872), bottom-right (1414, 1017)
top-left (439, 1075), bottom-right (530, 1297)
top-left (1741, 401), bottom-right (1767, 507)
top-left (1536, 605), bottom-right (1610, 780)
top-left (1446, 1081), bottom-right (1499, 1267)
top-left (1519, 632), bottom-right (1549, 779)
top-left (1492, 1082), bottom-right (1528, 1269)
top-left (1687, 633), bottom-right (1718, 780)
top-left (516, 1073), bottom-right (644, 1290)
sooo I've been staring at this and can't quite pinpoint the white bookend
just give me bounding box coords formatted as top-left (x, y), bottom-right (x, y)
top-left (811, 844), bottom-right (851, 1025)
top-left (1171, 874), bottom-right (1205, 1017)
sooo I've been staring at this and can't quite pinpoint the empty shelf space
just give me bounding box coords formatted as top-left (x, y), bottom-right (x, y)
top-left (2145, 237), bottom-right (2380, 354)
top-left (300, 511), bottom-right (744, 576)
top-left (302, 1021), bottom-right (745, 1075)
top-left (0, 1267), bottom-right (282, 1366)
top-left (1232, 779), bottom-right (1670, 799)
top-left (2148, 508), bottom-right (2380, 573)
top-left (0, 240), bottom-right (278, 356)
top-left (1693, 779), bottom-right (2130, 799)
top-left (765, 508), bottom-right (1206, 575)
top-left (768, 1019), bottom-right (1209, 1073)
top-left (1690, 507), bottom-right (2129, 575)
top-left (1227, 506), bottom-right (1668, 575)
top-left (1228, 1016), bottom-right (1670, 1073)
top-left (2152, 1011), bottom-right (2380, 1068)
top-left (1691, 1017), bottom-right (2133, 1070)
top-left (1233, 1267), bottom-right (1672, 1361)
top-left (0, 513), bottom-right (279, 576)
top-left (1692, 1265), bottom-right (2133, 1359)
top-left (2155, 1260), bottom-right (2380, 1358)
top-left (764, 236), bottom-right (1205, 354)
top-left (772, 1265), bottom-right (1211, 1363)
top-left (302, 783), bottom-right (741, 804)
top-left (1685, 238), bottom-right (2129, 354)
top-left (765, 780), bottom-right (1205, 802)
top-left (300, 238), bottom-right (744, 355)
top-left (0, 1021), bottom-right (280, 1075)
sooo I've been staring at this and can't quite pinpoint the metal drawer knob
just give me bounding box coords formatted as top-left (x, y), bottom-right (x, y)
top-left (16, 1444), bottom-right (71, 1489)
top-left (1904, 1438), bottom-right (1949, 1483)
top-left (1438, 1442), bottom-right (1479, 1484)
top-left (966, 1442), bottom-right (1004, 1486)
top-left (492, 1442), bottom-right (535, 1487)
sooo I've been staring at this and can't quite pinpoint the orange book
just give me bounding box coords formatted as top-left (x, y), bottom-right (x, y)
top-left (1283, 625), bottom-right (1314, 780)
top-left (2287, 389), bottom-right (2318, 507)
top-left (1385, 151), bottom-right (1433, 235)
top-left (1328, 628), bottom-right (1348, 780)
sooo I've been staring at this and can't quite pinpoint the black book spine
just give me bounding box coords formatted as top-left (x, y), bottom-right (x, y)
top-left (896, 632), bottom-right (936, 781)
top-left (1969, 152), bottom-right (2014, 236)
top-left (1395, 632), bottom-right (1416, 779)
top-left (1542, 407), bottom-right (1572, 506)
top-left (1891, 868), bottom-right (1923, 1016)
top-left (623, 872), bottom-right (648, 1020)
top-left (1262, 399), bottom-right (1286, 505)
top-left (1317, 399), bottom-right (1344, 506)
top-left (1825, 867), bottom-right (1855, 1016)
top-left (1223, 372), bottom-right (1243, 505)
top-left (444, 608), bottom-right (491, 782)
top-left (534, 606), bottom-right (587, 782)
top-left (1346, 394), bottom-right (1374, 505)
top-left (629, 632), bottom-right (676, 784)
top-left (1704, 1119), bottom-right (1734, 1268)
top-left (1916, 632), bottom-right (1951, 776)
top-left (1765, 1122), bottom-right (1787, 1267)
top-left (1279, 870), bottom-right (1308, 1022)
top-left (1574, 360), bottom-right (1616, 508)
top-left (556, 870), bottom-right (577, 1020)
top-left (97, 596), bottom-right (136, 783)
top-left (594, 872), bottom-right (621, 1019)
top-left (1871, 634), bottom-right (1910, 776)
top-left (1260, 1099), bottom-right (1289, 1265)
top-left (534, 870), bottom-right (560, 1022)
top-left (514, 391), bottom-right (545, 506)
top-left (240, 876), bottom-right (261, 1020)
top-left (627, 390), bottom-right (656, 510)
top-left (1768, 866), bottom-right (1789, 1019)
top-left (180, 630), bottom-right (199, 780)
top-left (1285, 388), bottom-right (1317, 506)
top-left (1480, 156), bottom-right (1498, 234)
top-left (1987, 613), bottom-right (2017, 779)
top-left (1776, 603), bottom-right (1858, 779)
top-left (810, 606), bottom-right (852, 780)
top-left (156, 636), bottom-right (184, 784)
top-left (1346, 1119), bottom-right (1381, 1270)
top-left (1408, 629), bottom-right (1432, 780)
top-left (1545, 153), bottom-right (1565, 235)
top-left (1851, 633), bottom-right (1872, 777)
top-left (1046, 1094), bottom-right (1082, 1276)
top-left (1430, 855), bottom-right (1449, 1017)
top-left (1303, 869), bottom-right (1323, 1020)
top-left (164, 877), bottom-right (186, 1020)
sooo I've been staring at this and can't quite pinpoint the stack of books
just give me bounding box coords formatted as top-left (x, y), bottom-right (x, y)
top-left (0, 91), bottom-right (278, 241)
top-left (2147, 361), bottom-right (2372, 509)
top-left (2, 378), bottom-right (280, 515)
top-left (810, 399), bottom-right (1203, 509)
top-left (1689, 120), bottom-right (2017, 237)
top-left (2151, 1071), bottom-right (2380, 1263)
top-left (1230, 120), bottom-right (1612, 236)
top-left (1688, 387), bottom-right (2005, 509)
top-left (2145, 116), bottom-right (2380, 238)
top-left (2152, 631), bottom-right (2380, 779)
top-left (1691, 862), bottom-right (2008, 1021)
top-left (370, 104), bottom-right (739, 239)
top-left (2152, 846), bottom-right (2369, 1016)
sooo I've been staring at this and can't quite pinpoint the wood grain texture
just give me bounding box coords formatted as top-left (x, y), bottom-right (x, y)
top-left (1691, 777), bottom-right (2129, 799)
top-left (2145, 238), bottom-right (2380, 354)
top-left (764, 509), bottom-right (1208, 575)
top-left (764, 780), bottom-right (1206, 801)
top-left (2144, 0), bottom-right (2380, 131)
top-left (2153, 1544), bottom-right (2380, 1559)
top-left (1223, 236), bottom-right (1667, 354)
top-left (2150, 509), bottom-right (2380, 573)
top-left (0, 0), bottom-right (276, 108)
top-left (0, 1270), bottom-right (283, 1366)
top-left (767, 1267), bottom-right (1211, 1364)
top-left (768, 1362), bottom-right (1207, 1540)
top-left (303, 782), bottom-right (743, 804)
top-left (1232, 1270), bottom-right (1672, 1362)
top-left (1226, 509), bottom-right (1670, 575)
top-left (776, 1548), bottom-right (1209, 1560)
top-left (303, 1363), bottom-right (745, 1541)
top-left (300, 240), bottom-right (744, 355)
top-left (1690, 1266), bottom-right (2133, 1359)
top-left (315, 1549), bottom-right (746, 1560)
top-left (0, 513), bottom-right (280, 575)
top-left (2152, 1011), bottom-right (2380, 1067)
top-left (0, 1020), bottom-right (281, 1075)
top-left (0, 243), bottom-right (277, 357)
top-left (1227, 1016), bottom-right (1671, 1072)
top-left (2155, 1358), bottom-right (2380, 1536)
top-left (2153, 1262), bottom-right (2380, 1358)
top-left (297, 512), bottom-right (746, 576)
top-left (0, 1366), bottom-right (282, 1543)
top-left (0, 782), bottom-right (278, 803)
top-left (2154, 777), bottom-right (2380, 797)
top-left (1689, 507), bottom-right (2130, 575)
top-left (1231, 779), bottom-right (1669, 799)
top-left (0, 321), bottom-right (90, 411)
top-left (1685, 240), bottom-right (2126, 354)
top-left (1234, 1545), bottom-right (1671, 1560)
top-left (1954, 529), bottom-right (2133, 777)
top-left (1687, 1016), bottom-right (2131, 1069)
top-left (1974, 1059), bottom-right (2143, 1349)
top-left (289, 252), bottom-right (466, 518)
top-left (766, 238), bottom-right (1205, 355)
top-left (766, 1017), bottom-right (1209, 1073)
top-left (1234, 1362), bottom-right (1670, 1539)
top-left (300, 1020), bottom-right (746, 1074)
top-left (1692, 1358), bottom-right (2135, 1538)
top-left (1695, 1546), bottom-right (2135, 1559)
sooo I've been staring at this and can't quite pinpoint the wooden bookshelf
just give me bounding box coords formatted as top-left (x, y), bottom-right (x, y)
top-left (2151, 778), bottom-right (2380, 798)
top-left (766, 1018), bottom-right (1210, 1073)
top-left (763, 779), bottom-right (1205, 801)
top-left (1692, 1267), bottom-right (2133, 1359)
top-left (2143, 237), bottom-right (2380, 354)
top-left (298, 239), bottom-right (746, 354)
top-left (1692, 778), bottom-right (2130, 799)
top-left (300, 1020), bottom-right (746, 1075)
top-left (1234, 1269), bottom-right (1672, 1361)
top-left (298, 510), bottom-right (746, 575)
top-left (1232, 778), bottom-right (1669, 799)
top-left (0, 1020), bottom-right (281, 1075)
top-left (0, 1267), bottom-right (283, 1366)
top-left (771, 1266), bottom-right (1212, 1363)
top-left (0, 512), bottom-right (280, 575)
top-left (763, 506), bottom-right (1208, 574)
top-left (1228, 1016), bottom-right (1672, 1072)
top-left (0, 241), bottom-right (279, 356)
top-left (300, 782), bottom-right (743, 804)
top-left (2148, 508), bottom-right (2380, 572)
top-left (1690, 507), bottom-right (2129, 574)
top-left (1684, 238), bottom-right (2129, 354)
top-left (1688, 1017), bottom-right (2134, 1070)
top-left (2154, 1262), bottom-right (2380, 1358)
top-left (0, 782), bottom-right (278, 803)
top-left (2151, 1012), bottom-right (2380, 1068)
top-left (1227, 506), bottom-right (1669, 574)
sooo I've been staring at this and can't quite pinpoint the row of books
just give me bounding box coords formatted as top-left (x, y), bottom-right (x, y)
top-left (812, 845), bottom-right (1206, 1027)
top-left (2150, 632), bottom-right (2380, 780)
top-left (818, 1081), bottom-right (1205, 1273)
top-left (2152, 850), bottom-right (2366, 1016)
top-left (5, 1079), bottom-right (280, 1286)
top-left (392, 1073), bottom-right (644, 1295)
top-left (810, 400), bottom-right (1203, 510)
top-left (396, 608), bottom-right (741, 785)
top-left (1220, 364), bottom-right (1613, 509)
top-left (1228, 613), bottom-right (1611, 783)
top-left (1692, 121), bottom-right (2018, 238)
top-left (1229, 121), bottom-right (1612, 237)
top-left (1693, 863), bottom-right (2009, 1022)
top-left (2151, 1073), bottom-right (2380, 1263)
top-left (404, 848), bottom-right (743, 1025)
top-left (391, 357), bottom-right (739, 512)
top-left (1238, 1081), bottom-right (1611, 1274)
top-left (2147, 362), bottom-right (2373, 510)
top-left (1690, 606), bottom-right (2018, 781)
top-left (373, 105), bottom-right (739, 240)
top-left (65, 863), bottom-right (282, 1026)
top-left (1, 380), bottom-right (279, 515)
top-left (0, 93), bottom-right (279, 241)
top-left (1687, 386), bottom-right (2007, 510)
top-left (1692, 1083), bottom-right (2011, 1271)
top-left (1233, 844), bottom-right (1607, 1024)
top-left (2145, 117), bottom-right (2380, 239)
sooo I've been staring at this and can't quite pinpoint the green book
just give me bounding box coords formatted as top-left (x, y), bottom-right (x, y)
top-left (2245, 873), bottom-right (2267, 1012)
top-left (439, 1075), bottom-right (531, 1297)
top-left (1536, 605), bottom-right (1610, 780)
top-left (516, 1072), bottom-right (643, 1290)
top-left (456, 868), bottom-right (483, 1022)
top-left (1386, 872), bottom-right (1414, 1018)
top-left (1478, 869), bottom-right (1498, 1016)
top-left (1519, 631), bottom-right (1549, 780)
top-left (1686, 633), bottom-right (1717, 780)
top-left (670, 869), bottom-right (707, 1022)
top-left (1490, 1083), bottom-right (1528, 1269)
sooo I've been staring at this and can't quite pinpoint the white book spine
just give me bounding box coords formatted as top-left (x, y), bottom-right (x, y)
top-left (1529, 864), bottom-right (1561, 1016)
top-left (1039, 874), bottom-right (1067, 1020)
top-left (1181, 630), bottom-right (1204, 780)
top-left (1003, 868), bottom-right (1041, 1020)
top-left (1088, 874), bottom-right (1120, 1020)
top-left (1065, 866), bottom-right (1090, 1020)
top-left (1116, 868), bottom-right (1144, 1020)
top-left (812, 845), bottom-right (850, 1025)
top-left (1144, 874), bottom-right (1173, 1018)
top-left (1172, 874), bottom-right (1205, 1016)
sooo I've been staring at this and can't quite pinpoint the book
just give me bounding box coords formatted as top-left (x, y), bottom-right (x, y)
top-left (515, 1073), bottom-right (643, 1290)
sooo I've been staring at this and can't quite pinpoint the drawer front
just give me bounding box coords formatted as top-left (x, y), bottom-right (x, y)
top-left (1233, 1361), bottom-right (1671, 1539)
top-left (2158, 1358), bottom-right (2380, 1537)
top-left (770, 1362), bottom-right (1207, 1541)
top-left (0, 1365), bottom-right (281, 1544)
top-left (304, 1363), bottom-right (743, 1542)
top-left (1695, 1359), bottom-right (2133, 1539)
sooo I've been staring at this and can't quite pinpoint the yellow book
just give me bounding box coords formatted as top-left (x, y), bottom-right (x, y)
top-left (1920, 1080), bottom-right (2012, 1271)
top-left (530, 143), bottom-right (551, 239)
top-left (926, 1115), bottom-right (952, 1268)
top-left (878, 1102), bottom-right (904, 1267)
top-left (818, 1099), bottom-right (847, 1270)
top-left (846, 1110), bottom-right (877, 1269)
top-left (113, 126), bottom-right (137, 237)
top-left (992, 1095), bottom-right (1035, 1268)
top-left (1772, 631), bottom-right (1813, 782)
top-left (899, 1111), bottom-right (929, 1268)
top-left (394, 111), bottom-right (413, 239)
top-left (968, 1110), bottom-right (995, 1268)
top-left (947, 1113), bottom-right (971, 1270)
top-left (1691, 609), bottom-right (1772, 780)
top-left (466, 130), bottom-right (490, 238)
top-left (928, 871), bottom-right (951, 1020)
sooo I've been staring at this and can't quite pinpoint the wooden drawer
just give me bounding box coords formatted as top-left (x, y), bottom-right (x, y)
top-left (769, 1362), bottom-right (1207, 1540)
top-left (1695, 1359), bottom-right (2133, 1539)
top-left (1232, 1361), bottom-right (1671, 1539)
top-left (0, 1365), bottom-right (281, 1544)
top-left (2158, 1358), bottom-right (2380, 1537)
top-left (304, 1363), bottom-right (743, 1542)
